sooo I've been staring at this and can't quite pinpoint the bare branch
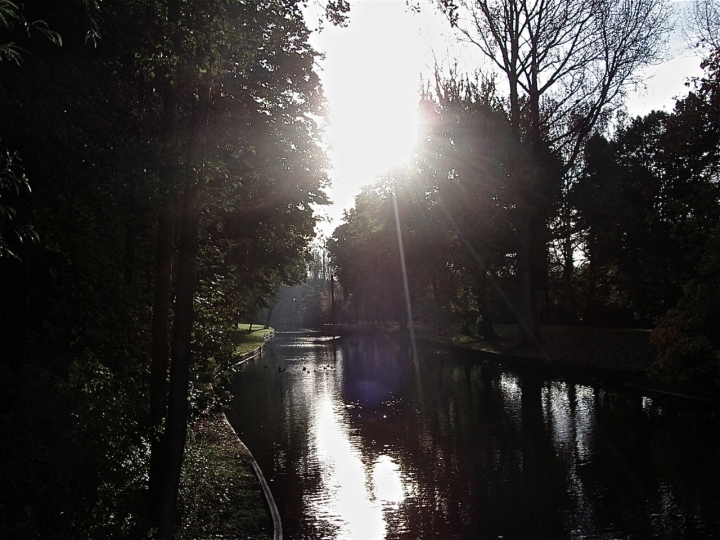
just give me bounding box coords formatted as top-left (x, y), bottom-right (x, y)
top-left (438, 0), bottom-right (672, 165)
top-left (687, 0), bottom-right (720, 50)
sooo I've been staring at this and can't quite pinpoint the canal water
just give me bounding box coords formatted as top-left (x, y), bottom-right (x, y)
top-left (227, 331), bottom-right (720, 539)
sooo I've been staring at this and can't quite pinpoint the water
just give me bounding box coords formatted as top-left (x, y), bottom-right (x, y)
top-left (227, 331), bottom-right (720, 539)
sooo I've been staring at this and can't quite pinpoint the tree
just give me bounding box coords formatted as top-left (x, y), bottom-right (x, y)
top-left (688, 0), bottom-right (720, 50)
top-left (330, 183), bottom-right (406, 325)
top-left (416, 71), bottom-right (519, 336)
top-left (572, 47), bottom-right (720, 323)
top-left (144, 1), bottom-right (344, 536)
top-left (437, 0), bottom-right (672, 342)
top-left (0, 0), bottom-right (345, 537)
top-left (643, 50), bottom-right (719, 390)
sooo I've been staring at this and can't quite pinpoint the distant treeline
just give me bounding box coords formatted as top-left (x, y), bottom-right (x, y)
top-left (329, 46), bottom-right (720, 391)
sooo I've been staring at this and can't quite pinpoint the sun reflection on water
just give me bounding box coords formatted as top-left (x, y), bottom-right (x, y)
top-left (308, 390), bottom-right (409, 539)
top-left (231, 334), bottom-right (720, 538)
top-left (372, 455), bottom-right (404, 506)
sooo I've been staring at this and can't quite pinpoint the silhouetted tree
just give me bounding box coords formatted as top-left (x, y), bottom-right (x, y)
top-left (438, 0), bottom-right (673, 342)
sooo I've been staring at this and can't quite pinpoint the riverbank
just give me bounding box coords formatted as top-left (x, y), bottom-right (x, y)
top-left (331, 322), bottom-right (718, 403)
top-left (330, 322), bottom-right (650, 370)
top-left (178, 325), bottom-right (276, 539)
top-left (450, 324), bottom-right (720, 403)
top-left (451, 324), bottom-right (651, 373)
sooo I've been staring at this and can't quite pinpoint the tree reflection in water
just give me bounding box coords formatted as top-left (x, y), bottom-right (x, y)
top-left (228, 332), bottom-right (720, 539)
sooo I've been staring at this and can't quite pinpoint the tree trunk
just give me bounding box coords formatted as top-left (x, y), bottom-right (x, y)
top-left (561, 215), bottom-right (576, 323)
top-left (149, 12), bottom-right (179, 529)
top-left (514, 70), bottom-right (550, 346)
top-left (124, 176), bottom-right (137, 286)
top-left (528, 209), bottom-right (547, 334)
top-left (265, 303), bottom-right (275, 329)
top-left (516, 209), bottom-right (540, 345)
top-left (149, 188), bottom-right (174, 528)
top-left (474, 271), bottom-right (497, 339)
top-left (460, 286), bottom-right (471, 335)
top-left (156, 80), bottom-right (212, 540)
top-left (330, 273), bottom-right (335, 326)
top-left (431, 270), bottom-right (443, 333)
top-left (248, 309), bottom-right (255, 333)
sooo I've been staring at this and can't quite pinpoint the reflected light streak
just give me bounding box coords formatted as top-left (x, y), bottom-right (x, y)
top-left (310, 391), bottom-right (408, 539)
top-left (545, 382), bottom-right (597, 534)
top-left (548, 381), bottom-right (572, 453)
top-left (372, 455), bottom-right (404, 506)
top-left (574, 385), bottom-right (595, 462)
top-left (499, 373), bottom-right (522, 425)
top-left (392, 189), bottom-right (423, 405)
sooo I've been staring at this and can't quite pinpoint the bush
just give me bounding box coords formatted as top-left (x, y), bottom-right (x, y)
top-left (650, 222), bottom-right (720, 393)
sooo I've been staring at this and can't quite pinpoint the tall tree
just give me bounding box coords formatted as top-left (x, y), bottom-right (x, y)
top-left (146, 1), bottom-right (343, 535)
top-left (438, 0), bottom-right (672, 342)
top-left (417, 71), bottom-right (519, 336)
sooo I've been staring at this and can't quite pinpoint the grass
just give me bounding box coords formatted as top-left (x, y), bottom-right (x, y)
top-left (230, 324), bottom-right (274, 358)
top-left (178, 414), bottom-right (272, 540)
top-left (178, 324), bottom-right (276, 539)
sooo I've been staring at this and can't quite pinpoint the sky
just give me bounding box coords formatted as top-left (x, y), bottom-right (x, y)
top-left (305, 0), bottom-right (707, 237)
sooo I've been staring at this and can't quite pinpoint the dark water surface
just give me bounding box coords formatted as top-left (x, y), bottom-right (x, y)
top-left (227, 331), bottom-right (720, 539)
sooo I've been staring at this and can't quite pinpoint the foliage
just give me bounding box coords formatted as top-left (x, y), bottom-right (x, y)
top-left (417, 73), bottom-right (523, 328)
top-left (644, 48), bottom-right (720, 387)
top-left (650, 220), bottom-right (720, 392)
top-left (177, 414), bottom-right (271, 540)
top-left (0, 150), bottom-right (37, 258)
top-left (0, 0), bottom-right (62, 63)
top-left (0, 0), bottom-right (340, 536)
top-left (0, 0), bottom-right (64, 259)
top-left (330, 182), bottom-right (400, 323)
top-left (571, 49), bottom-right (720, 322)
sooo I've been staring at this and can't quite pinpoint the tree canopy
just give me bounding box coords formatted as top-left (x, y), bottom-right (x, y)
top-left (0, 0), bottom-right (346, 537)
top-left (331, 47), bottom-right (720, 392)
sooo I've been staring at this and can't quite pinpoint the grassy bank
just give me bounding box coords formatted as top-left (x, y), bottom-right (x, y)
top-left (362, 322), bottom-right (650, 372)
top-left (384, 322), bottom-right (716, 401)
top-left (231, 323), bottom-right (274, 358)
top-left (178, 414), bottom-right (272, 539)
top-left (332, 322), bottom-right (654, 374)
top-left (452, 324), bottom-right (652, 374)
top-left (178, 325), bottom-right (275, 539)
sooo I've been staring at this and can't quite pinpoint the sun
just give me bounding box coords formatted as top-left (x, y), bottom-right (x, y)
top-left (308, 1), bottom-right (431, 231)
top-left (329, 85), bottom-right (419, 182)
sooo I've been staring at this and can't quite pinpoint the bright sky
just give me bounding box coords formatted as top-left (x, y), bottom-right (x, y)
top-left (306, 0), bottom-right (707, 237)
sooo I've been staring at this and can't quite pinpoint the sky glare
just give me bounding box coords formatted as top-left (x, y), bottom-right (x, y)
top-left (306, 0), bottom-right (706, 237)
